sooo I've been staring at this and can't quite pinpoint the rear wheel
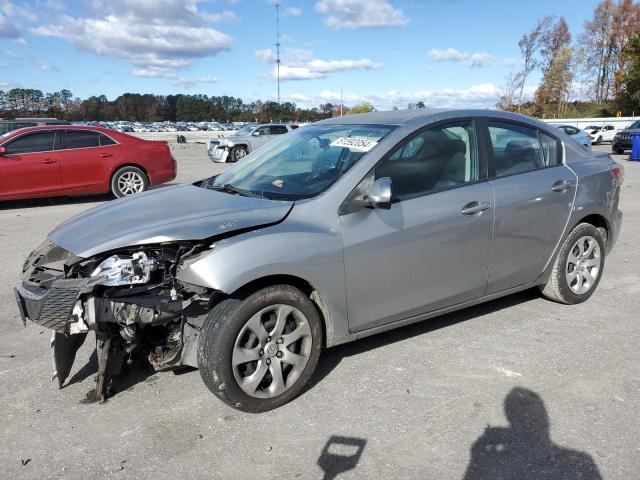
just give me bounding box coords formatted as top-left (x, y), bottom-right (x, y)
top-left (111, 166), bottom-right (148, 198)
top-left (540, 223), bottom-right (605, 304)
top-left (198, 285), bottom-right (323, 412)
top-left (613, 146), bottom-right (624, 154)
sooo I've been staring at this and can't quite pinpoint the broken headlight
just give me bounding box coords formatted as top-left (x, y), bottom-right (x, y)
top-left (91, 251), bottom-right (157, 286)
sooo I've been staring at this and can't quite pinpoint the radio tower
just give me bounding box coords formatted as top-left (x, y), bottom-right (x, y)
top-left (275, 2), bottom-right (281, 104)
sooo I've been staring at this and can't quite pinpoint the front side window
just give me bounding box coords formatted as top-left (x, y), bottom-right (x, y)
top-left (255, 126), bottom-right (271, 136)
top-left (213, 124), bottom-right (394, 200)
top-left (375, 121), bottom-right (478, 201)
top-left (5, 132), bottom-right (55, 154)
top-left (488, 122), bottom-right (546, 177)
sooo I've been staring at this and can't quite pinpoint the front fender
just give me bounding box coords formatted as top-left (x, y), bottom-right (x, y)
top-left (176, 219), bottom-right (349, 345)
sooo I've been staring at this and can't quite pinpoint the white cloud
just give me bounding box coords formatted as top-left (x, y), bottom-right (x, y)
top-left (133, 68), bottom-right (218, 87)
top-left (502, 58), bottom-right (522, 68)
top-left (0, 13), bottom-right (20, 38)
top-left (315, 0), bottom-right (407, 29)
top-left (257, 47), bottom-right (381, 81)
top-left (31, 1), bottom-right (234, 74)
top-left (284, 83), bottom-right (504, 109)
top-left (284, 7), bottom-right (302, 16)
top-left (429, 48), bottom-right (495, 68)
top-left (202, 10), bottom-right (238, 23)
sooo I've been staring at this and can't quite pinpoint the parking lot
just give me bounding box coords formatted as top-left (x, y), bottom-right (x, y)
top-left (1, 140), bottom-right (638, 479)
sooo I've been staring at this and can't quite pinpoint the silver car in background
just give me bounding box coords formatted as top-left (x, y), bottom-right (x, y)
top-left (15, 109), bottom-right (623, 412)
top-left (208, 123), bottom-right (298, 163)
top-left (553, 124), bottom-right (593, 150)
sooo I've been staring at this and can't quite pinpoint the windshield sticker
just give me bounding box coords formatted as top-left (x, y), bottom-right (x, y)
top-left (272, 179), bottom-right (284, 188)
top-left (330, 137), bottom-right (378, 152)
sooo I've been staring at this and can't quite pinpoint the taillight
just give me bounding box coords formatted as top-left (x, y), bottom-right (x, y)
top-left (609, 164), bottom-right (624, 185)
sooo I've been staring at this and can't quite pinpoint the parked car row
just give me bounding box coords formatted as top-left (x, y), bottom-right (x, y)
top-left (0, 125), bottom-right (176, 201)
top-left (73, 121), bottom-right (249, 133)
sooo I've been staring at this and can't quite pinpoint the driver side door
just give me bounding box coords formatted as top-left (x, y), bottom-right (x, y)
top-left (340, 120), bottom-right (494, 332)
top-left (0, 131), bottom-right (63, 200)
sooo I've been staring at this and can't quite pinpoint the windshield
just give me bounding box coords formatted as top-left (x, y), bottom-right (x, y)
top-left (587, 126), bottom-right (601, 131)
top-left (234, 125), bottom-right (256, 136)
top-left (213, 124), bottom-right (394, 200)
top-left (628, 121), bottom-right (640, 129)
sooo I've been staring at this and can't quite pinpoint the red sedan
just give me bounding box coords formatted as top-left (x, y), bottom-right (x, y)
top-left (0, 126), bottom-right (177, 201)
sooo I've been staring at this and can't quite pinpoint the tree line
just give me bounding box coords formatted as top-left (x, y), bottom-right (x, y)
top-left (0, 88), bottom-right (384, 123)
top-left (499, 0), bottom-right (640, 118)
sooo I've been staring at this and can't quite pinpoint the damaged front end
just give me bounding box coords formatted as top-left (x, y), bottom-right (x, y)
top-left (15, 239), bottom-right (215, 401)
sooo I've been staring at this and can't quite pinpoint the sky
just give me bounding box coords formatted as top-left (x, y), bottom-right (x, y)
top-left (0, 0), bottom-right (604, 110)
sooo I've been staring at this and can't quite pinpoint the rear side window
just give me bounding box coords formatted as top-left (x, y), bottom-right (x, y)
top-left (488, 122), bottom-right (546, 177)
top-left (6, 132), bottom-right (55, 154)
top-left (270, 125), bottom-right (288, 135)
top-left (64, 130), bottom-right (100, 148)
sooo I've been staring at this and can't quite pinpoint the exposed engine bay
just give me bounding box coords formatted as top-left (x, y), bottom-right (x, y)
top-left (15, 239), bottom-right (216, 401)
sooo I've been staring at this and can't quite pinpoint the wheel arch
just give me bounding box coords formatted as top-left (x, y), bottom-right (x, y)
top-left (229, 274), bottom-right (331, 348)
top-left (574, 213), bottom-right (610, 250)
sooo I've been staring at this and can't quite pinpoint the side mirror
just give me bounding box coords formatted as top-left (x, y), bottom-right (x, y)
top-left (365, 177), bottom-right (392, 209)
top-left (0, 146), bottom-right (6, 155)
top-left (252, 131), bottom-right (260, 136)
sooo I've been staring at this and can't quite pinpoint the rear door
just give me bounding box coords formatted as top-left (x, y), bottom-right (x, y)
top-left (0, 131), bottom-right (62, 199)
top-left (59, 130), bottom-right (119, 193)
top-left (484, 120), bottom-right (576, 294)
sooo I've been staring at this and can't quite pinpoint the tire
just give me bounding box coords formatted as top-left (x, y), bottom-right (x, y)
top-left (230, 146), bottom-right (248, 162)
top-left (595, 136), bottom-right (602, 145)
top-left (198, 285), bottom-right (323, 412)
top-left (111, 166), bottom-right (149, 198)
top-left (613, 146), bottom-right (624, 155)
top-left (539, 223), bottom-right (605, 305)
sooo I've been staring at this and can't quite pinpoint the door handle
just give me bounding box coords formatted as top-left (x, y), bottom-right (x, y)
top-left (99, 153), bottom-right (113, 158)
top-left (461, 201), bottom-right (491, 216)
top-left (42, 158), bottom-right (57, 164)
top-left (551, 180), bottom-right (572, 192)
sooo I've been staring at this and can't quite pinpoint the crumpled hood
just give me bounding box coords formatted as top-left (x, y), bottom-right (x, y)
top-left (48, 184), bottom-right (293, 258)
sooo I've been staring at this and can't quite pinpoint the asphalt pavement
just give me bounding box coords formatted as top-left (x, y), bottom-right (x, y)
top-left (1, 141), bottom-right (638, 479)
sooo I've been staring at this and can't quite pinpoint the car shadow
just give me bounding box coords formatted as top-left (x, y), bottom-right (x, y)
top-left (307, 288), bottom-right (540, 393)
top-left (463, 387), bottom-right (602, 479)
top-left (0, 193), bottom-right (111, 210)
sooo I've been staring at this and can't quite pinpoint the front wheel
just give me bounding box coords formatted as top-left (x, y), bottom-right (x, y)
top-left (613, 146), bottom-right (624, 154)
top-left (111, 166), bottom-right (148, 198)
top-left (198, 285), bottom-right (323, 412)
top-left (540, 223), bottom-right (605, 304)
top-left (595, 136), bottom-right (603, 145)
top-left (230, 146), bottom-right (248, 162)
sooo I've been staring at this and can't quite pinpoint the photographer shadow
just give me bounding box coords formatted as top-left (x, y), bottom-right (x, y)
top-left (464, 387), bottom-right (602, 480)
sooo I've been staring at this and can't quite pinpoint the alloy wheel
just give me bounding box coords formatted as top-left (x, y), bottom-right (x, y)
top-left (565, 235), bottom-right (601, 295)
top-left (232, 304), bottom-right (312, 399)
top-left (117, 171), bottom-right (145, 195)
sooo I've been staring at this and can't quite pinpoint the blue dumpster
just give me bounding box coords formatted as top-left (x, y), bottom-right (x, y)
top-left (631, 133), bottom-right (640, 161)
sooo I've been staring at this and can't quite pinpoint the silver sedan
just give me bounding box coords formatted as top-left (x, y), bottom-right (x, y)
top-left (15, 109), bottom-right (623, 412)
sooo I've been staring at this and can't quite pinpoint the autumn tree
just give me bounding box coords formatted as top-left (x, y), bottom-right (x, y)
top-left (515, 16), bottom-right (553, 110)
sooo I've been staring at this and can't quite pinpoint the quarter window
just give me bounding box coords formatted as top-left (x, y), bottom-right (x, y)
top-left (488, 122), bottom-right (546, 177)
top-left (376, 121), bottom-right (478, 201)
top-left (6, 132), bottom-right (56, 154)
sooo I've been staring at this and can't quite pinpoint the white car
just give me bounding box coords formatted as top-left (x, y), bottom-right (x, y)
top-left (584, 125), bottom-right (617, 145)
